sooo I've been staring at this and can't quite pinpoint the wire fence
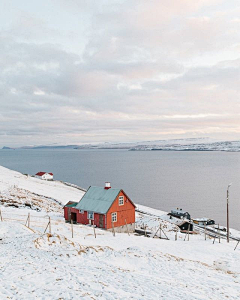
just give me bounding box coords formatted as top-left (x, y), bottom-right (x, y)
top-left (0, 209), bottom-right (68, 234)
top-left (1, 208), bottom-right (240, 250)
top-left (0, 209), bottom-right (103, 240)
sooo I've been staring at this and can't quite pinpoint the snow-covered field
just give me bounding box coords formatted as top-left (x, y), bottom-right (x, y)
top-left (0, 165), bottom-right (84, 205)
top-left (0, 166), bottom-right (240, 299)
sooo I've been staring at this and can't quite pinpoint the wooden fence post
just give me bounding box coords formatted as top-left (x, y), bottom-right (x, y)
top-left (93, 222), bottom-right (96, 238)
top-left (175, 226), bottom-right (178, 241)
top-left (112, 221), bottom-right (115, 237)
top-left (159, 225), bottom-right (169, 240)
top-left (213, 233), bottom-right (216, 244)
top-left (28, 213), bottom-right (30, 228)
top-left (71, 219), bottom-right (73, 238)
top-left (49, 217), bottom-right (51, 234)
top-left (234, 241), bottom-right (240, 251)
top-left (153, 226), bottom-right (160, 238)
top-left (25, 214), bottom-right (29, 227)
top-left (218, 224), bottom-right (221, 243)
top-left (0, 209), bottom-right (3, 221)
top-left (187, 224), bottom-right (190, 241)
top-left (125, 219), bottom-right (130, 236)
top-left (44, 217), bottom-right (51, 234)
top-left (204, 224), bottom-right (206, 241)
top-left (44, 220), bottom-right (49, 233)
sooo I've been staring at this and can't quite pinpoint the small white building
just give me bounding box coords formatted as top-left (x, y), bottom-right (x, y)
top-left (35, 172), bottom-right (53, 180)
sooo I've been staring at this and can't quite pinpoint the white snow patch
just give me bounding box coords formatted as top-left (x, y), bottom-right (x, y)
top-left (1, 165), bottom-right (240, 299)
top-left (0, 165), bottom-right (84, 205)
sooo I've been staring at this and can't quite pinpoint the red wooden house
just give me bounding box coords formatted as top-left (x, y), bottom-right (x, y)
top-left (64, 182), bottom-right (135, 233)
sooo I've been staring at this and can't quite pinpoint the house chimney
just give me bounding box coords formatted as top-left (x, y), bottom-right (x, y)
top-left (105, 182), bottom-right (111, 190)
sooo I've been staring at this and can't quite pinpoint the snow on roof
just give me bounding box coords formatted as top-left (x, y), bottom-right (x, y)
top-left (171, 209), bottom-right (189, 215)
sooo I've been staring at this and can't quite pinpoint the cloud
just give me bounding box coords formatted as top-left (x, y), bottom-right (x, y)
top-left (0, 0), bottom-right (240, 146)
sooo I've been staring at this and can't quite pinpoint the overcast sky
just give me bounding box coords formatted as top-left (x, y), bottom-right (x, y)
top-left (0, 0), bottom-right (240, 147)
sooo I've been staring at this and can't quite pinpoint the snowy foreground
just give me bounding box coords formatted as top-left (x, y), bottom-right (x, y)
top-left (0, 166), bottom-right (240, 299)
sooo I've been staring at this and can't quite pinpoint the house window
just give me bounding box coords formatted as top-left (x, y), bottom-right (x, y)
top-left (119, 196), bottom-right (124, 206)
top-left (88, 211), bottom-right (94, 220)
top-left (112, 212), bottom-right (117, 222)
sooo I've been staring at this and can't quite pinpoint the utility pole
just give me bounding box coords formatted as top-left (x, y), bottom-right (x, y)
top-left (227, 183), bottom-right (232, 243)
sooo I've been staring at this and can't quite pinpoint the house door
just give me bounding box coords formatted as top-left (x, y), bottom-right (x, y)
top-left (71, 212), bottom-right (77, 224)
top-left (99, 214), bottom-right (104, 228)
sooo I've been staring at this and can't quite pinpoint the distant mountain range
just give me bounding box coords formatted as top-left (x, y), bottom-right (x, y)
top-left (2, 145), bottom-right (78, 150)
top-left (2, 138), bottom-right (240, 152)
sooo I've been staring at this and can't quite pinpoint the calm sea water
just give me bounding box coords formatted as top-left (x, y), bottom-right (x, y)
top-left (0, 149), bottom-right (240, 230)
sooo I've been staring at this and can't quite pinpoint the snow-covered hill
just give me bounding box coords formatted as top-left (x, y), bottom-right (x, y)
top-left (129, 139), bottom-right (240, 152)
top-left (3, 138), bottom-right (240, 152)
top-left (0, 166), bottom-right (240, 299)
top-left (0, 165), bottom-right (84, 206)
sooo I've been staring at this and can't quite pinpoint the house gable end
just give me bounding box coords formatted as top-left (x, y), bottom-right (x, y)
top-left (120, 190), bottom-right (136, 208)
top-left (105, 189), bottom-right (135, 214)
top-left (106, 190), bottom-right (135, 229)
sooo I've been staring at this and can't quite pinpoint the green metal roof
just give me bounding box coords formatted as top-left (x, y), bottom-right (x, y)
top-left (75, 186), bottom-right (121, 214)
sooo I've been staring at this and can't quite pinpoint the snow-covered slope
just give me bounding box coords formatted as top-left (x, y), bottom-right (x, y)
top-left (5, 138), bottom-right (240, 152)
top-left (130, 140), bottom-right (240, 152)
top-left (0, 165), bottom-right (84, 205)
top-left (0, 166), bottom-right (240, 299)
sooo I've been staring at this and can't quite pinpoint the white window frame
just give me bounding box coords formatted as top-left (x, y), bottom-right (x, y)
top-left (88, 211), bottom-right (94, 220)
top-left (112, 212), bottom-right (117, 223)
top-left (119, 196), bottom-right (124, 206)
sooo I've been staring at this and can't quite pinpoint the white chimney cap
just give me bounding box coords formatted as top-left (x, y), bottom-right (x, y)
top-left (105, 182), bottom-right (111, 189)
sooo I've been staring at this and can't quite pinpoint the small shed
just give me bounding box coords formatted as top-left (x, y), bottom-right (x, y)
top-left (64, 182), bottom-right (136, 233)
top-left (64, 201), bottom-right (78, 223)
top-left (177, 220), bottom-right (193, 232)
top-left (164, 214), bottom-right (194, 232)
top-left (35, 172), bottom-right (53, 180)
